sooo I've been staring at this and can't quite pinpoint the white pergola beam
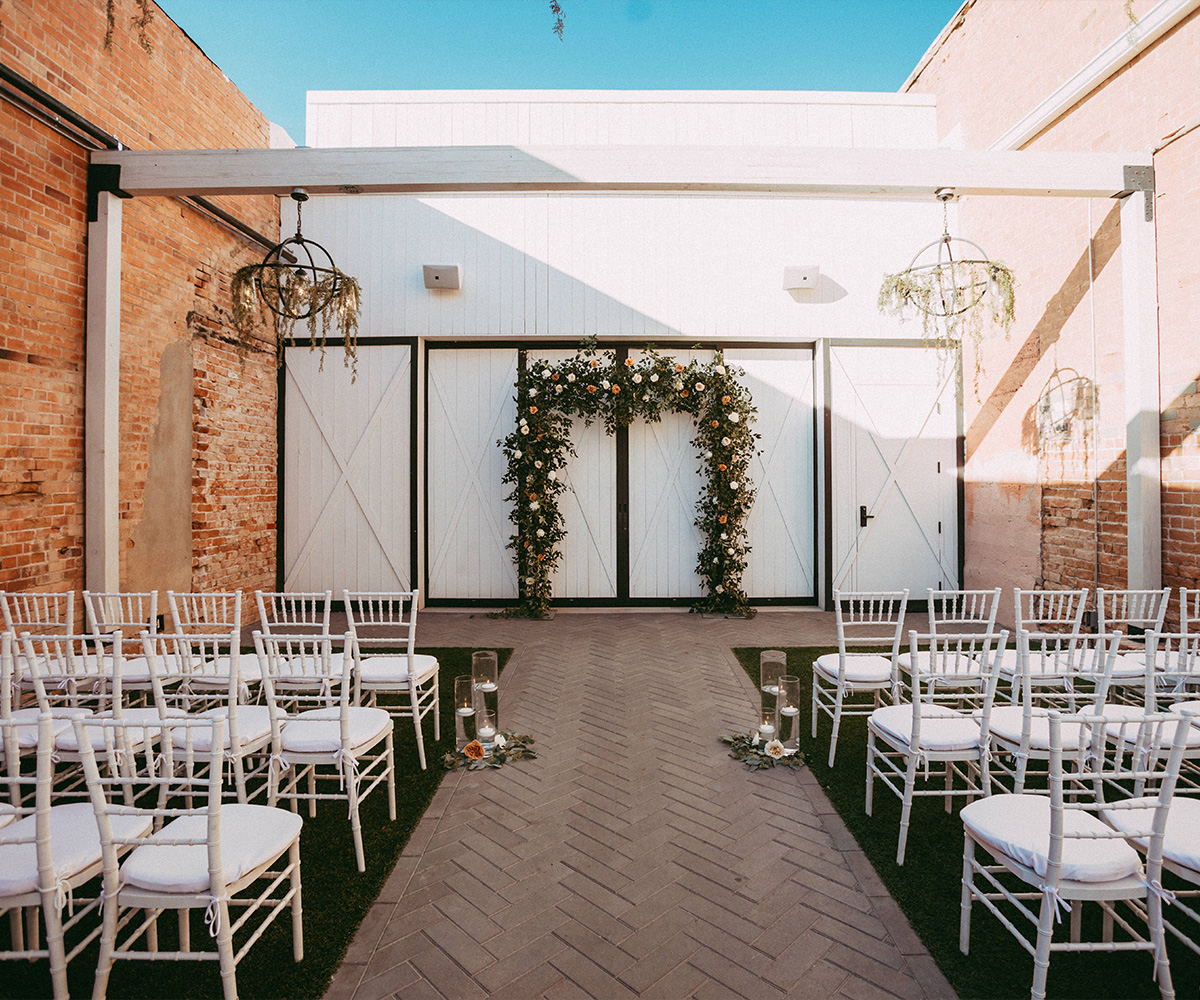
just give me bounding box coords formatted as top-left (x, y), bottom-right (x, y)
top-left (91, 145), bottom-right (1150, 199)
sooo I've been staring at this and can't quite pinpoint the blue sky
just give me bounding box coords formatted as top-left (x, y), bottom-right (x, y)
top-left (158, 0), bottom-right (962, 144)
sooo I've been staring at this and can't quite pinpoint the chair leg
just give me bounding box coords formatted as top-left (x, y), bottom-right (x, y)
top-left (349, 774), bottom-right (366, 873)
top-left (432, 677), bottom-right (441, 742)
top-left (9, 907), bottom-right (23, 952)
top-left (215, 898), bottom-right (238, 1000)
top-left (828, 690), bottom-right (845, 768)
top-left (811, 672), bottom-right (820, 739)
top-left (40, 889), bottom-right (68, 1000)
top-left (865, 729), bottom-right (875, 815)
top-left (944, 761), bottom-right (955, 812)
top-left (896, 751), bottom-right (919, 866)
top-left (25, 904), bottom-right (39, 950)
top-left (307, 766), bottom-right (317, 818)
top-left (147, 912), bottom-right (158, 951)
top-left (178, 908), bottom-right (190, 953)
top-left (91, 888), bottom-right (119, 1000)
top-left (412, 696), bottom-right (427, 771)
top-left (386, 732), bottom-right (396, 821)
top-left (1069, 902), bottom-right (1081, 943)
top-left (959, 833), bottom-right (975, 954)
top-left (1031, 891), bottom-right (1057, 1000)
top-left (289, 839), bottom-right (304, 962)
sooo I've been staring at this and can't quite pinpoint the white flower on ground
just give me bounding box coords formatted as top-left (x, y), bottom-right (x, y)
top-left (727, 548), bottom-right (735, 555)
top-left (555, 385), bottom-right (563, 393)
top-left (704, 450), bottom-right (713, 459)
top-left (720, 532), bottom-right (728, 540)
top-left (764, 739), bottom-right (785, 759)
top-left (728, 412), bottom-right (740, 423)
top-left (519, 417), bottom-right (527, 426)
top-left (674, 380), bottom-right (684, 391)
top-left (602, 380), bottom-right (611, 389)
top-left (494, 734), bottom-right (507, 748)
top-left (525, 576), bottom-right (535, 585)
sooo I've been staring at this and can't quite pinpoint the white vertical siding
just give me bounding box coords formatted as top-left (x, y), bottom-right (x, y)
top-left (282, 345), bottom-right (411, 594)
top-left (427, 349), bottom-right (519, 599)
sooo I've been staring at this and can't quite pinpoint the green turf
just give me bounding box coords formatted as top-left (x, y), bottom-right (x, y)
top-left (732, 647), bottom-right (1200, 1000)
top-left (0, 647), bottom-right (512, 1000)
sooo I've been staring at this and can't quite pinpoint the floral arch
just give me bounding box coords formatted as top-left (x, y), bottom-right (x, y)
top-left (499, 341), bottom-right (759, 618)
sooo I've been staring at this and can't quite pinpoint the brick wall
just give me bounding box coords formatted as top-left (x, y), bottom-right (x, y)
top-left (906, 1), bottom-right (1200, 626)
top-left (0, 0), bottom-right (281, 607)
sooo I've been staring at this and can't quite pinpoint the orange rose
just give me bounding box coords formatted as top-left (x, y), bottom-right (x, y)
top-left (719, 515), bottom-right (728, 524)
top-left (529, 492), bottom-right (537, 500)
top-left (552, 372), bottom-right (560, 380)
top-left (590, 359), bottom-right (600, 367)
top-left (681, 390), bottom-right (689, 397)
top-left (612, 385), bottom-right (620, 394)
top-left (722, 395), bottom-right (730, 404)
top-left (675, 364), bottom-right (684, 372)
top-left (711, 420), bottom-right (719, 428)
top-left (587, 385), bottom-right (597, 393)
top-left (624, 358), bottom-right (635, 367)
top-left (529, 406), bottom-right (538, 414)
top-left (718, 464), bottom-right (727, 471)
top-left (537, 433), bottom-right (543, 440)
top-left (463, 740), bottom-right (485, 760)
top-left (538, 553), bottom-right (545, 561)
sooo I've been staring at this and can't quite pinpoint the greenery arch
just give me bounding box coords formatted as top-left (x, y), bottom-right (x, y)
top-left (498, 341), bottom-right (759, 618)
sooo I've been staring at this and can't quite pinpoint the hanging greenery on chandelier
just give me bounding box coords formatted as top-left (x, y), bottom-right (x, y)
top-left (230, 189), bottom-right (362, 380)
top-left (877, 188), bottom-right (1015, 393)
top-left (498, 340), bottom-right (760, 619)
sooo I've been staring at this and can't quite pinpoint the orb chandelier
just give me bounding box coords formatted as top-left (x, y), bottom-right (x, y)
top-left (231, 188), bottom-right (361, 379)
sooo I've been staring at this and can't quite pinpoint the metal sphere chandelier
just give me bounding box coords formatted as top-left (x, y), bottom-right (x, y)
top-left (231, 188), bottom-right (361, 379)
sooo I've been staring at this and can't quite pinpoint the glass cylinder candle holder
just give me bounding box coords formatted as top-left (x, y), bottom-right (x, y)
top-left (777, 675), bottom-right (801, 752)
top-left (454, 675), bottom-right (478, 751)
top-left (758, 650), bottom-right (786, 739)
top-left (472, 650), bottom-right (499, 750)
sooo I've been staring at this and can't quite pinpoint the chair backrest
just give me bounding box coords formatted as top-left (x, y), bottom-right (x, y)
top-left (19, 631), bottom-right (125, 714)
top-left (83, 590), bottom-right (159, 636)
top-left (1179, 589), bottom-right (1200, 633)
top-left (926, 588), bottom-right (1001, 633)
top-left (832, 590), bottom-right (908, 653)
top-left (167, 591), bottom-right (242, 634)
top-left (1143, 632), bottom-right (1200, 710)
top-left (1044, 709), bottom-right (1194, 888)
top-left (342, 590), bottom-right (418, 654)
top-left (1015, 629), bottom-right (1122, 712)
top-left (255, 591), bottom-right (332, 634)
top-left (73, 714), bottom-right (227, 892)
top-left (140, 631), bottom-right (237, 712)
top-left (0, 712), bottom-right (58, 875)
top-left (1097, 587), bottom-right (1169, 634)
top-left (0, 591), bottom-right (74, 636)
top-left (905, 629), bottom-right (1009, 710)
top-left (255, 628), bottom-right (347, 709)
top-left (1014, 588), bottom-right (1087, 634)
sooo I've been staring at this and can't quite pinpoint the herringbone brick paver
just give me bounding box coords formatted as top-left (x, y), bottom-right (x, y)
top-left (324, 612), bottom-right (956, 999)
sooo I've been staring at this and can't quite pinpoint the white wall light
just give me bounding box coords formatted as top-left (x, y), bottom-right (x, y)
top-left (423, 264), bottom-right (462, 290)
top-left (782, 265), bottom-right (819, 291)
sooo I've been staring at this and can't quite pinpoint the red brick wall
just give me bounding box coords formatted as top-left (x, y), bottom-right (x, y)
top-left (906, 2), bottom-right (1200, 626)
top-left (0, 0), bottom-right (281, 606)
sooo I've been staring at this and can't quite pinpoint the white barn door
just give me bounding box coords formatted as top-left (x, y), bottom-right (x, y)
top-left (427, 349), bottom-right (519, 599)
top-left (727, 349), bottom-right (816, 599)
top-left (282, 344), bottom-right (412, 593)
top-left (831, 346), bottom-right (958, 594)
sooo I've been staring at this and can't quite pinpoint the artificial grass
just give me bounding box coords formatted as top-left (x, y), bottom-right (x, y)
top-left (0, 647), bottom-right (511, 1000)
top-left (732, 647), bottom-right (1200, 1000)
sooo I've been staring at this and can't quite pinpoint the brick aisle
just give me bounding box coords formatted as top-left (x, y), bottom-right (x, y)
top-left (323, 611), bottom-right (955, 1000)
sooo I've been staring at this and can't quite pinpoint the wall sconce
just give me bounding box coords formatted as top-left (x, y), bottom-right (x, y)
top-left (782, 266), bottom-right (819, 291)
top-left (423, 264), bottom-right (462, 290)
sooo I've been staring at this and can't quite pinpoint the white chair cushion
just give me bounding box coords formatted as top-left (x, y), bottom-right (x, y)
top-left (54, 707), bottom-right (187, 753)
top-left (6, 707), bottom-right (91, 748)
top-left (121, 803), bottom-right (303, 895)
top-left (1110, 652), bottom-right (1151, 679)
top-left (870, 704), bottom-right (982, 751)
top-left (0, 803), bottom-right (17, 830)
top-left (986, 706), bottom-right (1085, 750)
top-left (189, 656), bottom-right (263, 685)
top-left (0, 802), bottom-right (152, 897)
top-left (814, 653), bottom-right (892, 685)
top-left (961, 794), bottom-right (1142, 883)
top-left (356, 654), bottom-right (439, 685)
top-left (1103, 796), bottom-right (1200, 875)
top-left (170, 706), bottom-right (275, 751)
top-left (898, 650), bottom-right (983, 675)
top-left (280, 707), bottom-right (392, 754)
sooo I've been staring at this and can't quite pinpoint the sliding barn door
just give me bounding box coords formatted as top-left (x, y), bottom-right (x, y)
top-left (282, 344), bottom-right (413, 593)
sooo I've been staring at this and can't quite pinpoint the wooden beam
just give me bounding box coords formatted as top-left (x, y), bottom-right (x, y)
top-left (85, 190), bottom-right (121, 592)
top-left (91, 145), bottom-right (1151, 200)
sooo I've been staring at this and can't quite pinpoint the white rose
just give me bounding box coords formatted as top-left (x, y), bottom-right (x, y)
top-left (535, 460), bottom-right (543, 468)
top-left (529, 388), bottom-right (538, 397)
top-left (716, 584), bottom-right (724, 594)
top-left (730, 481), bottom-right (740, 490)
top-left (567, 373), bottom-right (576, 382)
top-left (602, 380), bottom-right (611, 389)
top-left (674, 380), bottom-right (684, 391)
top-left (514, 449), bottom-right (522, 459)
top-left (520, 426), bottom-right (529, 435)
top-left (530, 501), bottom-right (540, 511)
top-left (525, 576), bottom-right (535, 585)
top-left (764, 739), bottom-right (785, 759)
top-left (555, 385), bottom-right (563, 393)
top-left (712, 557), bottom-right (718, 564)
top-left (519, 417), bottom-right (527, 426)
top-left (727, 548), bottom-right (735, 555)
top-left (633, 373), bottom-right (642, 384)
top-left (536, 528), bottom-right (545, 538)
top-left (716, 365), bottom-right (726, 375)
top-left (548, 470), bottom-right (557, 481)
top-left (720, 532), bottom-right (727, 540)
top-left (643, 394), bottom-right (650, 401)
top-left (729, 412), bottom-right (740, 423)
top-left (542, 369), bottom-right (551, 378)
top-left (494, 734), bottom-right (507, 748)
top-left (722, 437), bottom-right (731, 447)
top-left (704, 451), bottom-right (712, 459)
top-left (695, 382), bottom-right (705, 392)
top-left (650, 373), bottom-right (659, 382)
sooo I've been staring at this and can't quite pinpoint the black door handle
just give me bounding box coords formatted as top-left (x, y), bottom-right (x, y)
top-left (859, 505), bottom-right (875, 528)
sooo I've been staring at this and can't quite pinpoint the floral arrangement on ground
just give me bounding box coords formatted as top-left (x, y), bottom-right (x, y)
top-left (498, 338), bottom-right (760, 619)
top-left (722, 732), bottom-right (806, 770)
top-left (443, 732), bottom-right (537, 770)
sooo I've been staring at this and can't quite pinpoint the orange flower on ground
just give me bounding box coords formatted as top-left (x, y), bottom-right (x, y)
top-left (463, 740), bottom-right (485, 760)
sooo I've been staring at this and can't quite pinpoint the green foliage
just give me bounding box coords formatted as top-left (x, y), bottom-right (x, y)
top-left (721, 731), bottom-right (806, 770)
top-left (731, 646), bottom-right (1200, 1000)
top-left (443, 731), bottom-right (537, 770)
top-left (497, 340), bottom-right (760, 618)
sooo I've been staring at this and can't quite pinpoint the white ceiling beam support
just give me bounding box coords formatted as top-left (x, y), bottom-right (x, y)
top-left (1121, 192), bottom-right (1162, 591)
top-left (85, 190), bottom-right (122, 592)
top-left (90, 145), bottom-right (1150, 200)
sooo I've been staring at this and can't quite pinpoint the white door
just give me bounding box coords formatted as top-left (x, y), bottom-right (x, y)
top-left (627, 348), bottom-right (713, 599)
top-left (536, 351), bottom-right (618, 599)
top-left (830, 346), bottom-right (958, 594)
top-left (726, 349), bottom-right (816, 599)
top-left (427, 348), bottom-right (519, 599)
top-left (282, 344), bottom-right (412, 593)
